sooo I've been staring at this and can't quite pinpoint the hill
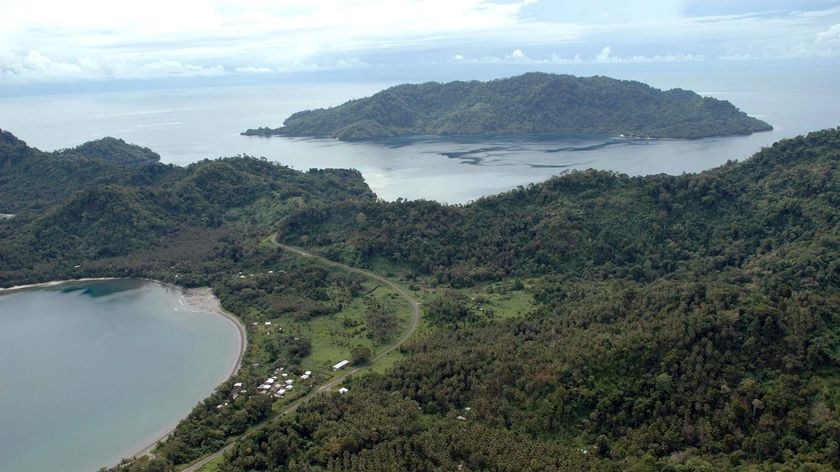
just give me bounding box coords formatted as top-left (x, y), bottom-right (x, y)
top-left (53, 137), bottom-right (161, 166)
top-left (223, 129), bottom-right (836, 471)
top-left (243, 73), bottom-right (773, 141)
top-left (0, 131), bottom-right (374, 284)
top-left (1, 127), bottom-right (835, 472)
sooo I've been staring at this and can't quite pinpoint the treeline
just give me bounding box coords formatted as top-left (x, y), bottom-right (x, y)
top-left (278, 128), bottom-right (840, 289)
top-left (243, 72), bottom-right (772, 141)
top-left (0, 130), bottom-right (374, 287)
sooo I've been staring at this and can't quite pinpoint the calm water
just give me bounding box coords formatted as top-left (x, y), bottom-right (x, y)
top-left (0, 69), bottom-right (837, 203)
top-left (0, 279), bottom-right (241, 472)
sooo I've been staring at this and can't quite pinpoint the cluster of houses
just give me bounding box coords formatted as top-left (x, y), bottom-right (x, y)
top-left (223, 357), bottom-right (354, 409)
top-left (254, 367), bottom-right (314, 398)
top-left (248, 320), bottom-right (284, 337)
top-left (230, 382), bottom-right (247, 400)
top-left (237, 269), bottom-right (287, 279)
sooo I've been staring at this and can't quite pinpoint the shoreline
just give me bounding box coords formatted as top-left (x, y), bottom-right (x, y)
top-left (0, 277), bottom-right (248, 467)
top-left (0, 277), bottom-right (119, 293)
top-left (128, 284), bottom-right (247, 462)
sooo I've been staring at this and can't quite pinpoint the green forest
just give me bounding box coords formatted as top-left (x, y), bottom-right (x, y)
top-left (0, 127), bottom-right (837, 471)
top-left (243, 73), bottom-right (772, 141)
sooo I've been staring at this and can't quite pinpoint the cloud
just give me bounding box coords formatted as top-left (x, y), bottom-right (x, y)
top-left (815, 23), bottom-right (840, 48)
top-left (0, 0), bottom-right (838, 83)
top-left (592, 46), bottom-right (703, 63)
top-left (234, 66), bottom-right (274, 74)
top-left (595, 46), bottom-right (614, 62)
top-left (459, 46), bottom-right (702, 65)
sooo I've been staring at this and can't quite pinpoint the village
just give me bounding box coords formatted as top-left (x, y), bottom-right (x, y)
top-left (221, 358), bottom-right (352, 410)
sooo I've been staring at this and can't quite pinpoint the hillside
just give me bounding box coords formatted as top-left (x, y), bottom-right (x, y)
top-left (0, 131), bottom-right (374, 285)
top-left (218, 129), bottom-right (836, 471)
top-left (0, 130), bottom-right (172, 212)
top-left (243, 73), bottom-right (773, 141)
top-left (1, 127), bottom-right (835, 472)
top-left (53, 137), bottom-right (161, 166)
top-left (277, 128), bottom-right (839, 286)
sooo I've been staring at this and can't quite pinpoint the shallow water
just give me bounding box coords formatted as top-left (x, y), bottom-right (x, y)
top-left (1, 69), bottom-right (837, 203)
top-left (0, 279), bottom-right (241, 472)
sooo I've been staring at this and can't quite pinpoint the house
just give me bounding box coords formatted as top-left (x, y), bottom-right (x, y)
top-left (332, 360), bottom-right (350, 371)
top-left (233, 382), bottom-right (243, 388)
top-left (338, 387), bottom-right (349, 394)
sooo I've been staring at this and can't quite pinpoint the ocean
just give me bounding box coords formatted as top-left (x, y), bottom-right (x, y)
top-left (0, 280), bottom-right (241, 472)
top-left (0, 67), bottom-right (837, 204)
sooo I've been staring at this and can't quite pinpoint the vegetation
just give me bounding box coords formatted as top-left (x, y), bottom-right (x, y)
top-left (52, 137), bottom-right (161, 166)
top-left (243, 72), bottom-right (772, 141)
top-left (215, 128), bottom-right (835, 471)
top-left (1, 127), bottom-right (837, 471)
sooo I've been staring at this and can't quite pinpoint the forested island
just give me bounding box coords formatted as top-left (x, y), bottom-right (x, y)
top-left (1, 127), bottom-right (837, 472)
top-left (243, 73), bottom-right (772, 141)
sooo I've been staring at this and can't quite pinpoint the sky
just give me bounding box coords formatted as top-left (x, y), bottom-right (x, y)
top-left (0, 0), bottom-right (839, 85)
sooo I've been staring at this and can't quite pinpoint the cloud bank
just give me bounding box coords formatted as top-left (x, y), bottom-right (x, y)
top-left (0, 0), bottom-right (838, 83)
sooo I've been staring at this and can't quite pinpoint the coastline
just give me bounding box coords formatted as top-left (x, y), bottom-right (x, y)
top-left (0, 277), bottom-right (119, 293)
top-left (0, 277), bottom-right (248, 466)
top-left (128, 285), bottom-right (247, 462)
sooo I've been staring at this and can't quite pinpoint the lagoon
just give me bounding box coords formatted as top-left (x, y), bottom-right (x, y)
top-left (0, 279), bottom-right (241, 472)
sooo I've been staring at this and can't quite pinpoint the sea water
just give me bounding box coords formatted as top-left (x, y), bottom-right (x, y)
top-left (0, 68), bottom-right (837, 203)
top-left (0, 279), bottom-right (241, 472)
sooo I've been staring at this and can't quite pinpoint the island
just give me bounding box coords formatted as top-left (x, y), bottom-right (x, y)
top-left (242, 72), bottom-right (772, 141)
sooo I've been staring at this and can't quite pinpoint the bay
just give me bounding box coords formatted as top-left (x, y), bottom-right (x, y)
top-left (0, 279), bottom-right (241, 472)
top-left (0, 68), bottom-right (837, 203)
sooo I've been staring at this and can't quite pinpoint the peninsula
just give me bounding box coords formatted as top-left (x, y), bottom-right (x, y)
top-left (243, 73), bottom-right (772, 141)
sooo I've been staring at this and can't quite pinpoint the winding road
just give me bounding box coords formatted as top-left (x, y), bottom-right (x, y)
top-left (181, 235), bottom-right (420, 471)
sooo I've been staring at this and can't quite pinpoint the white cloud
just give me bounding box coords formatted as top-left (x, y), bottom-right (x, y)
top-left (591, 46), bottom-right (703, 63)
top-left (0, 0), bottom-right (547, 82)
top-left (0, 0), bottom-right (838, 83)
top-left (461, 47), bottom-right (702, 65)
top-left (595, 46), bottom-right (614, 62)
top-left (235, 66), bottom-right (274, 74)
top-left (815, 23), bottom-right (840, 47)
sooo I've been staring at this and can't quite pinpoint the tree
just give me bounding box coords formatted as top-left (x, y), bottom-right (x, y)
top-left (351, 345), bottom-right (371, 365)
top-left (425, 290), bottom-right (476, 327)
